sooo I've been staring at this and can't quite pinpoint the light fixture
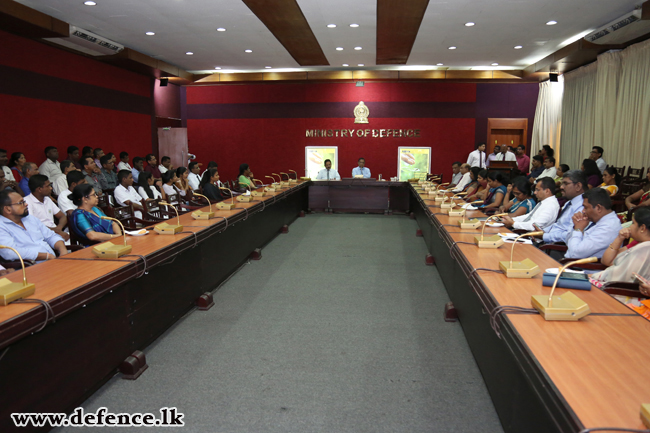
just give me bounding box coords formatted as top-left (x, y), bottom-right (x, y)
top-left (84, 1), bottom-right (96, 5)
top-left (215, 67), bottom-right (221, 70)
top-left (217, 28), bottom-right (226, 32)
top-left (491, 62), bottom-right (499, 66)
top-left (465, 22), bottom-right (475, 27)
top-left (546, 20), bottom-right (557, 25)
top-left (342, 64), bottom-right (349, 66)
top-left (354, 46), bottom-right (362, 50)
top-left (437, 63), bottom-right (444, 66)
top-left (327, 24), bottom-right (336, 28)
top-left (336, 47), bottom-right (344, 51)
top-left (448, 46), bottom-right (457, 50)
top-left (514, 45), bottom-right (523, 49)
top-left (145, 32), bottom-right (155, 36)
top-left (265, 66), bottom-right (272, 69)
top-left (358, 64), bottom-right (364, 66)
top-left (350, 24), bottom-right (359, 28)
top-left (245, 49), bottom-right (252, 53)
top-left (185, 52), bottom-right (193, 55)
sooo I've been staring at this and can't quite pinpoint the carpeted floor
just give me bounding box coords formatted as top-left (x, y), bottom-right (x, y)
top-left (56, 214), bottom-right (504, 433)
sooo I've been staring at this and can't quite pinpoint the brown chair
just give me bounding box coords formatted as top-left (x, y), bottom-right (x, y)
top-left (602, 281), bottom-right (643, 298)
top-left (623, 166), bottom-right (645, 183)
top-left (558, 257), bottom-right (606, 271)
top-left (105, 204), bottom-right (158, 231)
top-left (97, 193), bottom-right (110, 209)
top-left (141, 199), bottom-right (177, 220)
top-left (67, 216), bottom-right (99, 247)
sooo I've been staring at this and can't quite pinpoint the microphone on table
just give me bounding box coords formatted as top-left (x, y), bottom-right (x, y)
top-left (237, 183), bottom-right (253, 202)
top-left (473, 213), bottom-right (508, 248)
top-left (265, 176), bottom-right (279, 192)
top-left (447, 192), bottom-right (469, 216)
top-left (459, 200), bottom-right (484, 228)
top-left (191, 193), bottom-right (214, 220)
top-left (217, 187), bottom-right (236, 210)
top-left (252, 179), bottom-right (267, 197)
top-left (0, 245), bottom-right (36, 306)
top-left (288, 170), bottom-right (299, 183)
top-left (531, 257), bottom-right (597, 321)
top-left (498, 231), bottom-right (544, 278)
top-left (272, 173), bottom-right (288, 188)
top-left (154, 202), bottom-right (184, 234)
top-left (92, 216), bottom-right (133, 258)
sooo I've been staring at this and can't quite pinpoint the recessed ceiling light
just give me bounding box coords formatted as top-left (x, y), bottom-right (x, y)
top-left (216, 28), bottom-right (226, 32)
top-left (215, 67), bottom-right (221, 70)
top-left (327, 24), bottom-right (336, 28)
top-left (265, 66), bottom-right (272, 69)
top-left (336, 47), bottom-right (344, 51)
top-left (546, 20), bottom-right (557, 25)
top-left (491, 63), bottom-right (499, 66)
top-left (83, 1), bottom-right (96, 5)
top-left (145, 32), bottom-right (155, 36)
top-left (354, 46), bottom-right (362, 50)
top-left (342, 64), bottom-right (349, 66)
top-left (358, 64), bottom-right (364, 66)
top-left (245, 49), bottom-right (252, 53)
top-left (185, 52), bottom-right (193, 55)
top-left (465, 22), bottom-right (475, 27)
top-left (350, 24), bottom-right (359, 28)
top-left (448, 46), bottom-right (457, 50)
top-left (514, 45), bottom-right (523, 49)
top-left (437, 63), bottom-right (444, 66)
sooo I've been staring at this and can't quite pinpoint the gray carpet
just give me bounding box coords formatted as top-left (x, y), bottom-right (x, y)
top-left (56, 214), bottom-right (503, 433)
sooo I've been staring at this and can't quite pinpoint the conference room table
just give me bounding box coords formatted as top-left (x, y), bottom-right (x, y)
top-left (0, 179), bottom-right (648, 433)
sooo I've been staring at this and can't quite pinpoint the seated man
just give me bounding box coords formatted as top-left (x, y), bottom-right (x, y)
top-left (52, 160), bottom-right (76, 197)
top-left (117, 151), bottom-right (132, 172)
top-left (39, 146), bottom-right (64, 185)
top-left (144, 154), bottom-right (162, 184)
top-left (564, 187), bottom-right (622, 259)
top-left (187, 162), bottom-right (202, 190)
top-left (449, 162), bottom-right (462, 186)
top-left (57, 170), bottom-right (87, 216)
top-left (99, 155), bottom-right (118, 189)
top-left (542, 170), bottom-right (587, 243)
top-left (19, 162), bottom-right (39, 196)
top-left (526, 155), bottom-right (544, 182)
top-left (93, 148), bottom-right (104, 169)
top-left (352, 158), bottom-right (371, 178)
top-left (0, 169), bottom-right (24, 195)
top-left (114, 170), bottom-right (145, 219)
top-left (315, 159), bottom-right (341, 180)
top-left (24, 174), bottom-right (69, 241)
top-left (0, 190), bottom-right (67, 262)
top-left (533, 156), bottom-right (557, 181)
top-left (131, 156), bottom-right (145, 181)
top-left (502, 177), bottom-right (559, 231)
top-left (82, 156), bottom-right (107, 196)
top-left (452, 163), bottom-right (471, 192)
top-left (159, 156), bottom-right (172, 174)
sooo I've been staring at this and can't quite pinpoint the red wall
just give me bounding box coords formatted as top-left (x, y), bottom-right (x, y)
top-left (0, 30), bottom-right (152, 166)
top-left (185, 81), bottom-right (538, 182)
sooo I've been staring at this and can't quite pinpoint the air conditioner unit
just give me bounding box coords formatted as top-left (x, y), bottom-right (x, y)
top-left (44, 26), bottom-right (124, 56)
top-left (584, 9), bottom-right (650, 45)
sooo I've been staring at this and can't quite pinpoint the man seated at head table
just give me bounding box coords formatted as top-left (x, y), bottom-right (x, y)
top-left (502, 177), bottom-right (559, 231)
top-left (0, 190), bottom-right (68, 262)
top-left (315, 159), bottom-right (341, 180)
top-left (451, 163), bottom-right (471, 192)
top-left (352, 158), bottom-right (371, 178)
top-left (24, 174), bottom-right (70, 242)
top-left (114, 170), bottom-right (145, 219)
top-left (541, 170), bottom-right (587, 244)
top-left (563, 187), bottom-right (621, 259)
top-left (69, 184), bottom-right (123, 244)
top-left (58, 170), bottom-right (87, 217)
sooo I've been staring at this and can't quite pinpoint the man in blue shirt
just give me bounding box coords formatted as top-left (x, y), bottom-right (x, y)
top-left (565, 187), bottom-right (621, 259)
top-left (526, 155), bottom-right (544, 183)
top-left (542, 170), bottom-right (587, 243)
top-left (351, 158), bottom-right (371, 178)
top-left (18, 162), bottom-right (39, 196)
top-left (0, 191), bottom-right (67, 262)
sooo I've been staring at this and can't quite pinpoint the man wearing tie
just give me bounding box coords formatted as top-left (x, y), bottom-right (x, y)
top-left (542, 170), bottom-right (587, 243)
top-left (501, 177), bottom-right (559, 231)
top-left (466, 143), bottom-right (486, 168)
top-left (352, 158), bottom-right (371, 178)
top-left (316, 159), bottom-right (341, 180)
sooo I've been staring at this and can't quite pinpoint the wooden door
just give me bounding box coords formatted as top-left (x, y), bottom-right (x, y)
top-left (487, 118), bottom-right (528, 155)
top-left (158, 127), bottom-right (188, 171)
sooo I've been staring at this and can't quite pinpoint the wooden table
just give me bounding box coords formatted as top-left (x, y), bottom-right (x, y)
top-left (409, 183), bottom-right (650, 433)
top-left (308, 179), bottom-right (410, 213)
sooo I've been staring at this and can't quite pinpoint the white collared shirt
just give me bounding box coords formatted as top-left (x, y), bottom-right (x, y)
top-left (596, 157), bottom-right (607, 174)
top-left (536, 167), bottom-right (557, 180)
top-left (452, 172), bottom-right (471, 192)
top-left (117, 162), bottom-right (132, 171)
top-left (352, 167), bottom-right (371, 178)
top-left (466, 150), bottom-right (486, 168)
top-left (52, 175), bottom-right (68, 197)
top-left (511, 196), bottom-right (560, 231)
top-left (159, 164), bottom-right (168, 174)
top-left (138, 186), bottom-right (162, 200)
top-left (24, 194), bottom-right (61, 228)
top-left (57, 190), bottom-right (77, 214)
top-left (39, 159), bottom-right (63, 182)
top-left (188, 173), bottom-right (201, 190)
top-left (316, 168), bottom-right (341, 180)
top-left (115, 184), bottom-right (143, 219)
top-left (2, 166), bottom-right (15, 182)
top-left (495, 151), bottom-right (517, 162)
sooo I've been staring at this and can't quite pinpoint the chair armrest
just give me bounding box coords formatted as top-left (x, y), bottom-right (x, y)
top-left (539, 243), bottom-right (568, 253)
top-left (602, 281), bottom-right (645, 299)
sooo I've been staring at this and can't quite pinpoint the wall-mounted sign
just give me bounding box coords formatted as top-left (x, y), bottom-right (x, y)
top-left (398, 147), bottom-right (431, 181)
top-left (354, 101), bottom-right (369, 124)
top-left (306, 129), bottom-right (421, 138)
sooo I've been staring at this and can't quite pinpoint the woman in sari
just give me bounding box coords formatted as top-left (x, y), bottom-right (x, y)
top-left (499, 176), bottom-right (536, 217)
top-left (466, 169), bottom-right (488, 203)
top-left (599, 167), bottom-right (621, 196)
top-left (70, 183), bottom-right (122, 243)
top-left (479, 171), bottom-right (508, 210)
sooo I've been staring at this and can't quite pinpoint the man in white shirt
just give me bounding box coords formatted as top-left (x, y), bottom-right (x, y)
top-left (535, 157), bottom-right (557, 181)
top-left (452, 164), bottom-right (472, 192)
top-left (117, 151), bottom-right (132, 172)
top-left (315, 159), bottom-right (341, 180)
top-left (449, 162), bottom-right (462, 186)
top-left (159, 156), bottom-right (172, 174)
top-left (590, 146), bottom-right (607, 173)
top-left (502, 177), bottom-right (560, 231)
top-left (0, 148), bottom-right (15, 181)
top-left (114, 170), bottom-right (145, 219)
top-left (24, 174), bottom-right (69, 241)
top-left (39, 146), bottom-right (64, 184)
top-left (351, 158), bottom-right (371, 178)
top-left (466, 143), bottom-right (486, 168)
top-left (58, 171), bottom-right (86, 216)
top-left (188, 162), bottom-right (202, 190)
top-left (495, 144), bottom-right (517, 162)
top-left (52, 160), bottom-right (76, 197)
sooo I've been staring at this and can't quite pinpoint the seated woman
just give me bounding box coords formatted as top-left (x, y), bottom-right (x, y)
top-left (161, 171), bottom-right (180, 204)
top-left (625, 169), bottom-right (650, 211)
top-left (466, 169), bottom-right (488, 203)
top-left (599, 167), bottom-right (621, 196)
top-left (499, 177), bottom-right (536, 217)
top-left (238, 163), bottom-right (254, 192)
top-left (582, 159), bottom-right (602, 189)
top-left (137, 172), bottom-right (162, 201)
top-left (175, 167), bottom-right (192, 197)
top-left (9, 152), bottom-right (25, 183)
top-left (200, 168), bottom-right (224, 202)
top-left (70, 184), bottom-right (123, 244)
top-left (479, 171), bottom-right (508, 210)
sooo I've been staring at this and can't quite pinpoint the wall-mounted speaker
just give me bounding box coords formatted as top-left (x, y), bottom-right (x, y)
top-left (549, 73), bottom-right (558, 82)
top-left (160, 78), bottom-right (169, 87)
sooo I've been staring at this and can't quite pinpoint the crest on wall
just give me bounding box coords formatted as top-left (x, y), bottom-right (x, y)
top-left (354, 101), bottom-right (369, 124)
